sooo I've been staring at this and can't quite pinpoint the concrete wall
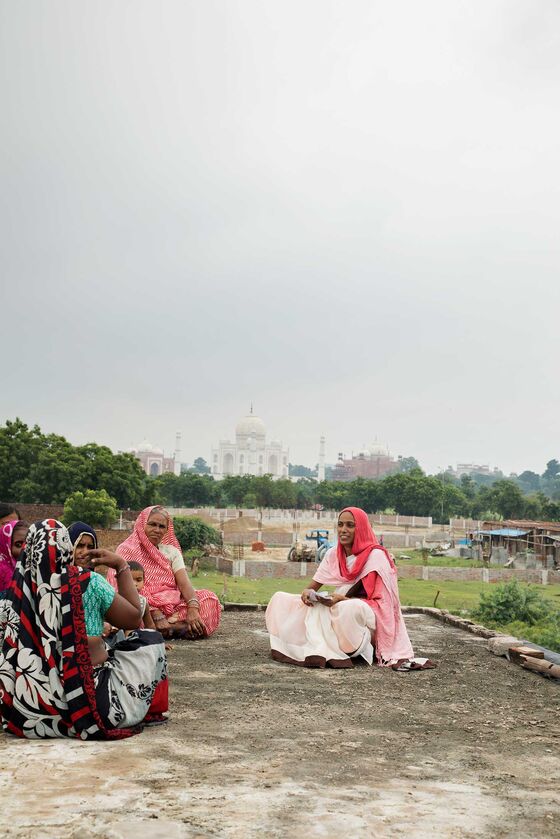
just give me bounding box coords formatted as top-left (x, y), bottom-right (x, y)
top-left (215, 556), bottom-right (560, 586)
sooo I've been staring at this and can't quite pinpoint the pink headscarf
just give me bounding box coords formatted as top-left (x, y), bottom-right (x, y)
top-left (116, 506), bottom-right (183, 617)
top-left (335, 507), bottom-right (396, 580)
top-left (0, 519), bottom-right (20, 591)
top-left (313, 507), bottom-right (414, 665)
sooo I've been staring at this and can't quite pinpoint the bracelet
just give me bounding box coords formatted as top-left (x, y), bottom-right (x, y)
top-left (187, 597), bottom-right (200, 608)
top-left (115, 564), bottom-right (130, 577)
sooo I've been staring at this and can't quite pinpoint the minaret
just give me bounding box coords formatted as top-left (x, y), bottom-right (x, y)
top-left (174, 431), bottom-right (182, 476)
top-left (318, 435), bottom-right (326, 482)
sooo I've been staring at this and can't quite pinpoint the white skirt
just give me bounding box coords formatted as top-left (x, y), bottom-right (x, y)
top-left (265, 592), bottom-right (376, 668)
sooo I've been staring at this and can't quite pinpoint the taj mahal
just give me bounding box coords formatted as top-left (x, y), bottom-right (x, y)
top-left (211, 409), bottom-right (289, 480)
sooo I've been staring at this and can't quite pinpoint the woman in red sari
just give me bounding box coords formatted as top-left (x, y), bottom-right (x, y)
top-left (266, 507), bottom-right (430, 669)
top-left (116, 506), bottom-right (221, 640)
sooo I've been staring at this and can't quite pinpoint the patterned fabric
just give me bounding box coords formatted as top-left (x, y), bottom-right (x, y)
top-left (116, 507), bottom-right (221, 636)
top-left (68, 521), bottom-right (98, 555)
top-left (82, 572), bottom-right (115, 635)
top-left (0, 519), bottom-right (137, 739)
top-left (94, 629), bottom-right (167, 727)
top-left (0, 519), bottom-right (19, 592)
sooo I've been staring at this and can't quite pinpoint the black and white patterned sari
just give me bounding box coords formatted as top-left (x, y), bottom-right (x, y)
top-left (0, 519), bottom-right (167, 739)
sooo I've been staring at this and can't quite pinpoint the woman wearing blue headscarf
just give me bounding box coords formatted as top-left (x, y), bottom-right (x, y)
top-left (68, 520), bottom-right (98, 567)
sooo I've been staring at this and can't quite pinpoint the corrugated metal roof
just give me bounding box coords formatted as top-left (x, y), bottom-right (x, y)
top-left (477, 528), bottom-right (528, 537)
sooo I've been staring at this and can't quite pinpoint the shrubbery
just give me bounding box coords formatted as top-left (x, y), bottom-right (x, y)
top-left (62, 489), bottom-right (119, 529)
top-left (173, 516), bottom-right (222, 551)
top-left (472, 580), bottom-right (560, 653)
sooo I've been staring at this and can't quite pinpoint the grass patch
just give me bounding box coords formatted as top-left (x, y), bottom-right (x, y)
top-left (192, 566), bottom-right (560, 616)
top-left (395, 549), bottom-right (484, 568)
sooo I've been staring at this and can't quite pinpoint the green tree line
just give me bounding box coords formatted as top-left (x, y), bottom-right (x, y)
top-left (0, 419), bottom-right (152, 508)
top-left (2, 419), bottom-right (560, 523)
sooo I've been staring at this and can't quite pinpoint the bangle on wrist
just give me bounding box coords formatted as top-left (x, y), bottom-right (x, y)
top-left (187, 597), bottom-right (200, 608)
top-left (115, 563), bottom-right (130, 577)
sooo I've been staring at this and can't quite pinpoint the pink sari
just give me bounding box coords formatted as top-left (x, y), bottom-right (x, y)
top-left (116, 507), bottom-right (221, 637)
top-left (266, 507), bottom-right (414, 667)
top-left (0, 520), bottom-right (19, 592)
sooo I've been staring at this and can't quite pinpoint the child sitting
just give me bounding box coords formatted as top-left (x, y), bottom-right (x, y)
top-left (128, 560), bottom-right (156, 629)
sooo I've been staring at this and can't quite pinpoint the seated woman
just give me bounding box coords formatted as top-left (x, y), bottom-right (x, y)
top-left (0, 519), bottom-right (167, 739)
top-left (266, 507), bottom-right (431, 669)
top-left (68, 520), bottom-right (98, 567)
top-left (116, 506), bottom-right (221, 640)
top-left (0, 519), bottom-right (28, 593)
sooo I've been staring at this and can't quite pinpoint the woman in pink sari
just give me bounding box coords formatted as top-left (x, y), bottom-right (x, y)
top-left (0, 520), bottom-right (28, 593)
top-left (116, 507), bottom-right (221, 640)
top-left (266, 507), bottom-right (430, 669)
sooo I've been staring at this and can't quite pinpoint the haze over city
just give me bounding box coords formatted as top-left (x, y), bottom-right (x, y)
top-left (2, 2), bottom-right (559, 475)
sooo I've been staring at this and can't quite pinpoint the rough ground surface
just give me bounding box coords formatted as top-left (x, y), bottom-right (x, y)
top-left (1, 613), bottom-right (559, 838)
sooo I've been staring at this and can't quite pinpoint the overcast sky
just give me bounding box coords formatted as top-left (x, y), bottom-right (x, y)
top-left (2, 1), bottom-right (559, 475)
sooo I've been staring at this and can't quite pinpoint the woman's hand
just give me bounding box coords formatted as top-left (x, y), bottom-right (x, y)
top-left (301, 589), bottom-right (315, 607)
top-left (328, 593), bottom-right (347, 607)
top-left (86, 548), bottom-right (126, 571)
top-left (152, 609), bottom-right (172, 636)
top-left (185, 606), bottom-right (206, 639)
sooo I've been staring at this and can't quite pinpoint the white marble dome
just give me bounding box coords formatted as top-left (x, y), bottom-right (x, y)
top-left (369, 441), bottom-right (388, 456)
top-left (136, 439), bottom-right (163, 455)
top-left (235, 414), bottom-right (266, 438)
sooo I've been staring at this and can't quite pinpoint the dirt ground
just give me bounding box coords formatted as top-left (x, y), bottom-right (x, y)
top-left (1, 613), bottom-right (559, 838)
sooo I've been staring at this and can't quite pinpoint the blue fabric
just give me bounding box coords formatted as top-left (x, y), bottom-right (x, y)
top-left (83, 571), bottom-right (115, 635)
top-left (68, 521), bottom-right (98, 549)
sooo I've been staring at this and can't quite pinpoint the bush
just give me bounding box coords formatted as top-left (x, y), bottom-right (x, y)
top-left (472, 581), bottom-right (560, 653)
top-left (496, 618), bottom-right (560, 654)
top-left (472, 580), bottom-right (552, 626)
top-left (173, 516), bottom-right (222, 551)
top-left (62, 489), bottom-right (119, 529)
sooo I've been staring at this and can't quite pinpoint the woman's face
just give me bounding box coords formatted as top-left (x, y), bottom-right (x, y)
top-left (74, 533), bottom-right (95, 567)
top-left (145, 511), bottom-right (168, 546)
top-left (337, 511), bottom-right (356, 551)
top-left (11, 525), bottom-right (29, 560)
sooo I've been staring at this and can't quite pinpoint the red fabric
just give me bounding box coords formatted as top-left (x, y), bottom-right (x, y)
top-left (115, 506), bottom-right (182, 615)
top-left (336, 507), bottom-right (396, 580)
top-left (147, 677), bottom-right (168, 715)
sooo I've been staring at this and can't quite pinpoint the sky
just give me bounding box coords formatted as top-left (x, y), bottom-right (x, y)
top-left (2, 1), bottom-right (560, 476)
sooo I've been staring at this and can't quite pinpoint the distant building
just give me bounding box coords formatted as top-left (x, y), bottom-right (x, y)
top-left (332, 442), bottom-right (399, 482)
top-left (130, 433), bottom-right (181, 477)
top-left (453, 463), bottom-right (502, 478)
top-left (212, 409), bottom-right (288, 479)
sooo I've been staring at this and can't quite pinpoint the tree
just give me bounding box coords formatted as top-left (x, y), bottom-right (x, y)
top-left (488, 480), bottom-right (526, 519)
top-left (399, 456), bottom-right (421, 473)
top-left (173, 516), bottom-right (221, 550)
top-left (516, 470), bottom-right (541, 493)
top-left (62, 489), bottom-right (119, 528)
top-left (77, 443), bottom-right (149, 508)
top-left (542, 459), bottom-right (560, 481)
top-left (0, 419), bottom-right (44, 500)
top-left (288, 463), bottom-right (314, 478)
top-left (153, 472), bottom-right (217, 507)
top-left (190, 457), bottom-right (211, 475)
top-left (0, 419), bottom-right (151, 506)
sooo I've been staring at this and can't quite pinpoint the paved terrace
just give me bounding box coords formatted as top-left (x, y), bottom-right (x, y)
top-left (0, 613), bottom-right (559, 838)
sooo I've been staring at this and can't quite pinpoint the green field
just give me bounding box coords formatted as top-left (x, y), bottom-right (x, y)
top-left (194, 568), bottom-right (560, 615)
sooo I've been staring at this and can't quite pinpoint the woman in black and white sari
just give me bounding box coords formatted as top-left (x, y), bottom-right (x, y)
top-left (0, 519), bottom-right (167, 739)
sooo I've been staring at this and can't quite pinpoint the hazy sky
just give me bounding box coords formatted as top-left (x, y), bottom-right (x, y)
top-left (2, 1), bottom-right (559, 475)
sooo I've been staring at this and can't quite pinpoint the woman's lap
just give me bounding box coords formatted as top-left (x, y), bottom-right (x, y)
top-left (266, 592), bottom-right (375, 666)
top-left (95, 628), bottom-right (167, 728)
